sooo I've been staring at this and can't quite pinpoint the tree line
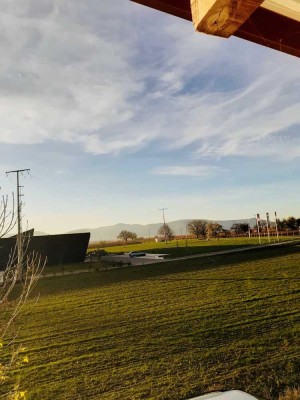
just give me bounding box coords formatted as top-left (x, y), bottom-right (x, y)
top-left (275, 216), bottom-right (300, 231)
top-left (117, 220), bottom-right (226, 242)
top-left (117, 216), bottom-right (300, 242)
top-left (231, 216), bottom-right (300, 234)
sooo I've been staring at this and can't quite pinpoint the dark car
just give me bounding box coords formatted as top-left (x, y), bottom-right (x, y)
top-left (129, 251), bottom-right (146, 258)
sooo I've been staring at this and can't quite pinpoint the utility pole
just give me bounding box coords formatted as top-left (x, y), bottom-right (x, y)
top-left (6, 169), bottom-right (30, 281)
top-left (158, 208), bottom-right (167, 243)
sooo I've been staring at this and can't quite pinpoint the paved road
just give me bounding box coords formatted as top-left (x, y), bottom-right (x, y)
top-left (101, 253), bottom-right (166, 266)
top-left (41, 239), bottom-right (300, 279)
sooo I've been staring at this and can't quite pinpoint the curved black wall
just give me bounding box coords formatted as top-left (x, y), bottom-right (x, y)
top-left (0, 232), bottom-right (90, 271)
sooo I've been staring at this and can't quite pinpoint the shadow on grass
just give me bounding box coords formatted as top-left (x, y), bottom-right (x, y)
top-left (106, 237), bottom-right (298, 258)
top-left (120, 243), bottom-right (259, 258)
top-left (25, 243), bottom-right (300, 299)
top-left (156, 276), bottom-right (300, 282)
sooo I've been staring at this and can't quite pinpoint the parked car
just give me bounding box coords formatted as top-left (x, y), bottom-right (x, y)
top-left (129, 251), bottom-right (146, 258)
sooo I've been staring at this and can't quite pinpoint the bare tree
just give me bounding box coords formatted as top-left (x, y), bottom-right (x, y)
top-left (128, 232), bottom-right (137, 242)
top-left (276, 219), bottom-right (287, 231)
top-left (158, 224), bottom-right (174, 241)
top-left (0, 194), bottom-right (17, 238)
top-left (230, 223), bottom-right (249, 234)
top-left (206, 223), bottom-right (223, 239)
top-left (117, 230), bottom-right (137, 242)
top-left (286, 216), bottom-right (298, 231)
top-left (0, 194), bottom-right (44, 398)
top-left (187, 220), bottom-right (207, 239)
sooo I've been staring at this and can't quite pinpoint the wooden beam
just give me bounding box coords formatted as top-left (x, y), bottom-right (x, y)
top-left (237, 7), bottom-right (300, 58)
top-left (130, 0), bottom-right (300, 58)
top-left (131, 0), bottom-right (192, 21)
top-left (261, 0), bottom-right (300, 22)
top-left (190, 0), bottom-right (264, 37)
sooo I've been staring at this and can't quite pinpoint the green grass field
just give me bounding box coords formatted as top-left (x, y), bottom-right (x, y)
top-left (42, 262), bottom-right (97, 275)
top-left (90, 236), bottom-right (297, 258)
top-left (4, 245), bottom-right (300, 400)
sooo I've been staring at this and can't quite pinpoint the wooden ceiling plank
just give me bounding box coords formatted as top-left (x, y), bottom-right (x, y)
top-left (131, 0), bottom-right (192, 20)
top-left (130, 0), bottom-right (300, 58)
top-left (190, 0), bottom-right (265, 37)
top-left (237, 7), bottom-right (300, 57)
top-left (261, 0), bottom-right (300, 22)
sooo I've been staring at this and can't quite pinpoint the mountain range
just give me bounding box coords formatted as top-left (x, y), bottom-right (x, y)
top-left (66, 218), bottom-right (258, 242)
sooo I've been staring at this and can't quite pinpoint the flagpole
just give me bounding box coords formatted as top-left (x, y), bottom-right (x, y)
top-left (266, 212), bottom-right (270, 243)
top-left (256, 213), bottom-right (261, 244)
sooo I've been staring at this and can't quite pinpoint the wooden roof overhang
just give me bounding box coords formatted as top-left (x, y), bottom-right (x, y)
top-left (131, 0), bottom-right (300, 58)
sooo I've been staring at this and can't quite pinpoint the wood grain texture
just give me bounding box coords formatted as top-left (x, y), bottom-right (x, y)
top-left (130, 0), bottom-right (300, 57)
top-left (261, 0), bottom-right (300, 22)
top-left (131, 0), bottom-right (192, 20)
top-left (191, 0), bottom-right (264, 37)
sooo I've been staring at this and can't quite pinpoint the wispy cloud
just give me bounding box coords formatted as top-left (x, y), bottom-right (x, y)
top-left (0, 0), bottom-right (142, 146)
top-left (156, 66), bottom-right (300, 160)
top-left (152, 165), bottom-right (225, 177)
top-left (0, 0), bottom-right (299, 161)
top-left (1, 0), bottom-right (300, 233)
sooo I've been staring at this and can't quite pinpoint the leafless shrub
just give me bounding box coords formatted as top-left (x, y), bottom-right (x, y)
top-left (0, 194), bottom-right (45, 399)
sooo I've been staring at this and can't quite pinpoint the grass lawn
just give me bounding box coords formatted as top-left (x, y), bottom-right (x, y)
top-left (42, 261), bottom-right (105, 275)
top-left (4, 245), bottom-right (300, 399)
top-left (90, 236), bottom-right (298, 258)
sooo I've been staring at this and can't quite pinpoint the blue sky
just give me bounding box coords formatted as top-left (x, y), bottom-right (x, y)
top-left (0, 0), bottom-right (299, 234)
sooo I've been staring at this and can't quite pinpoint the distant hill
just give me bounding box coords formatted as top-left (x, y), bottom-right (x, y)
top-left (3, 229), bottom-right (48, 238)
top-left (67, 218), bottom-right (258, 242)
top-left (34, 231), bottom-right (48, 236)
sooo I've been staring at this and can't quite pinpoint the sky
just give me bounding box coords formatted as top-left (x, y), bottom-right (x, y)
top-left (0, 0), bottom-right (299, 234)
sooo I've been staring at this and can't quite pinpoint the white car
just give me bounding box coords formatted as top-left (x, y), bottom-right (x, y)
top-left (189, 390), bottom-right (258, 400)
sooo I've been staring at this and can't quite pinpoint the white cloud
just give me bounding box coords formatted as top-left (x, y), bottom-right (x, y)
top-left (0, 0), bottom-right (224, 154)
top-left (81, 132), bottom-right (149, 155)
top-left (167, 66), bottom-right (300, 159)
top-left (152, 165), bottom-right (225, 177)
top-left (0, 0), bottom-right (142, 145)
top-left (0, 0), bottom-right (299, 162)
